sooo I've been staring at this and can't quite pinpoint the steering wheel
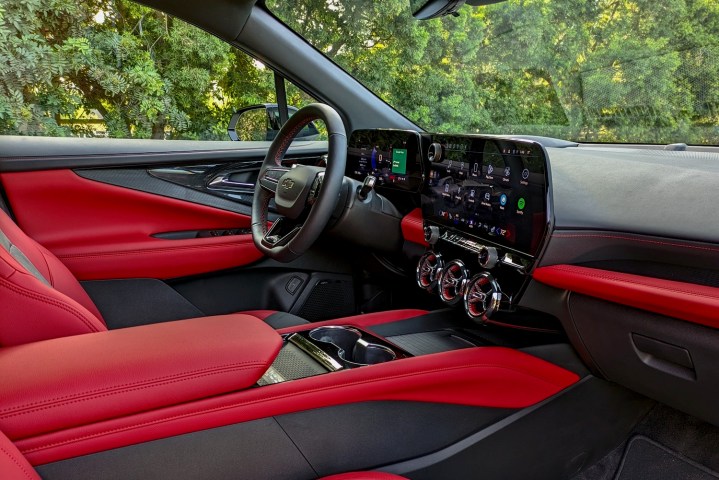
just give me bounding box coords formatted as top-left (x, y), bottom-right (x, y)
top-left (251, 103), bottom-right (347, 262)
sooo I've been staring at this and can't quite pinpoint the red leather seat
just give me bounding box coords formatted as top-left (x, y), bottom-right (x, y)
top-left (0, 429), bottom-right (40, 480)
top-left (0, 208), bottom-right (423, 346)
top-left (0, 209), bottom-right (108, 346)
top-left (0, 207), bottom-right (309, 345)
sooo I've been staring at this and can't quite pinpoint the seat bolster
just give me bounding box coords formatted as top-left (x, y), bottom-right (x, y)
top-left (35, 242), bottom-right (105, 322)
top-left (0, 261), bottom-right (106, 347)
top-left (0, 430), bottom-right (40, 480)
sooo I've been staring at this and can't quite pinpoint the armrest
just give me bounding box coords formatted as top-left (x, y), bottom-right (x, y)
top-left (0, 314), bottom-right (282, 440)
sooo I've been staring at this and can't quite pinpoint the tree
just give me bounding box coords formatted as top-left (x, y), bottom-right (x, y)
top-left (0, 0), bottom-right (276, 139)
top-left (268, 0), bottom-right (719, 144)
top-left (2, 0), bottom-right (718, 144)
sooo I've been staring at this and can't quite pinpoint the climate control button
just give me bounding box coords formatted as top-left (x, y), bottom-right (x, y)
top-left (478, 246), bottom-right (499, 269)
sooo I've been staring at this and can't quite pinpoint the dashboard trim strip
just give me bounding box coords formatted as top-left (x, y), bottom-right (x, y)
top-left (533, 264), bottom-right (719, 329)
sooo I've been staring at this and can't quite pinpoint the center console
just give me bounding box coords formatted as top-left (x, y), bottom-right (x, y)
top-left (259, 325), bottom-right (413, 385)
top-left (346, 128), bottom-right (551, 324)
top-left (418, 134), bottom-right (550, 322)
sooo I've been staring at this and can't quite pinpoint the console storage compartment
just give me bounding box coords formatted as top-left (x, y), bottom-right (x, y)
top-left (0, 314), bottom-right (282, 440)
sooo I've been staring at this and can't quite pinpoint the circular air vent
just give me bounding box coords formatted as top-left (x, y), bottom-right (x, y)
top-left (416, 251), bottom-right (444, 292)
top-left (463, 272), bottom-right (502, 322)
top-left (438, 260), bottom-right (470, 305)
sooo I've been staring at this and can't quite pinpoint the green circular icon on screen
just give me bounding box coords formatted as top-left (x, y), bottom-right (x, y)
top-left (517, 197), bottom-right (526, 210)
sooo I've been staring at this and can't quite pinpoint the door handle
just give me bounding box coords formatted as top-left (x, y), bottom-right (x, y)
top-left (207, 173), bottom-right (255, 192)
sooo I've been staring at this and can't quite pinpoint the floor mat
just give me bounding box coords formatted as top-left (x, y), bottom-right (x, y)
top-left (614, 436), bottom-right (719, 480)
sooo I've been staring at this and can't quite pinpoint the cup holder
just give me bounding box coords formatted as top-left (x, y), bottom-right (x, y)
top-left (309, 326), bottom-right (396, 367)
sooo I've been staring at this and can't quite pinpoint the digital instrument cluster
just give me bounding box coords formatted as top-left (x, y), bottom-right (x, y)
top-left (346, 129), bottom-right (424, 192)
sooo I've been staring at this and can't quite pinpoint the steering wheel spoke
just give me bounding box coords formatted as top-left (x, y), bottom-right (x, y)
top-left (259, 166), bottom-right (291, 194)
top-left (261, 217), bottom-right (300, 249)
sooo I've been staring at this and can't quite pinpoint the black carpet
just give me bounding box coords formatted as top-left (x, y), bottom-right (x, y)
top-left (574, 404), bottom-right (719, 480)
top-left (614, 436), bottom-right (719, 480)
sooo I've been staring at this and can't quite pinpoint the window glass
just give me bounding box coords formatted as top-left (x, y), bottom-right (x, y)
top-left (267, 0), bottom-right (719, 145)
top-left (0, 0), bottom-right (315, 140)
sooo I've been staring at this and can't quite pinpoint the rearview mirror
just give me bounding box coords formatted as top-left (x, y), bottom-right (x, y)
top-left (227, 104), bottom-right (320, 142)
top-left (410, 0), bottom-right (505, 20)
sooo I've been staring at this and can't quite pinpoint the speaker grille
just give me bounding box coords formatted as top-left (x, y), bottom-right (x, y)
top-left (296, 280), bottom-right (355, 321)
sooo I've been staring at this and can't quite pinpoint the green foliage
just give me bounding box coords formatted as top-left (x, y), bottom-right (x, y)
top-left (0, 0), bottom-right (276, 139)
top-left (269, 0), bottom-right (719, 145)
top-left (1, 0), bottom-right (718, 144)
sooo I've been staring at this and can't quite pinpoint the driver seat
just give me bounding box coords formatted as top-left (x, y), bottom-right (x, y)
top-left (0, 208), bottom-right (310, 347)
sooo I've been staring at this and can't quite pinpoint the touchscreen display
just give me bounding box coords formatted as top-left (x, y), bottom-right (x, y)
top-left (347, 129), bottom-right (424, 192)
top-left (422, 135), bottom-right (548, 256)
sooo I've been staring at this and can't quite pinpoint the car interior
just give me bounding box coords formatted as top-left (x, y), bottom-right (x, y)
top-left (1, 0), bottom-right (719, 479)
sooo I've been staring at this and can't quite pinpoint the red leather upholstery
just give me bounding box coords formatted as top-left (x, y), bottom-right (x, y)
top-left (319, 473), bottom-right (408, 480)
top-left (1, 170), bottom-right (263, 280)
top-left (400, 208), bottom-right (428, 246)
top-left (16, 346), bottom-right (579, 464)
top-left (0, 209), bottom-right (107, 347)
top-left (0, 315), bottom-right (282, 440)
top-left (534, 264), bottom-right (719, 329)
top-left (0, 430), bottom-right (39, 480)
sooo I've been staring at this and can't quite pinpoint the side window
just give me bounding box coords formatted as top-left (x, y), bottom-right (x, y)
top-left (0, 1), bottom-right (320, 141)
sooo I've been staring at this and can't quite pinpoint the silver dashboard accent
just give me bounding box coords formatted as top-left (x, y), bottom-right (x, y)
top-left (463, 272), bottom-right (502, 322)
top-left (439, 231), bottom-right (485, 254)
top-left (438, 259), bottom-right (470, 305)
top-left (477, 246), bottom-right (499, 269)
top-left (500, 253), bottom-right (527, 274)
top-left (424, 225), bottom-right (440, 245)
top-left (286, 333), bottom-right (343, 372)
top-left (428, 142), bottom-right (443, 163)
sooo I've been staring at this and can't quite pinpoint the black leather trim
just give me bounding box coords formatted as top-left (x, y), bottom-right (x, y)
top-left (0, 136), bottom-right (327, 172)
top-left (263, 312), bottom-right (309, 329)
top-left (36, 417), bottom-right (316, 480)
top-left (540, 230), bottom-right (719, 272)
top-left (75, 169), bottom-right (254, 216)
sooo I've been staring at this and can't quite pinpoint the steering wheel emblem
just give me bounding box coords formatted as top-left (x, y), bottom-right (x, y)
top-left (281, 178), bottom-right (295, 190)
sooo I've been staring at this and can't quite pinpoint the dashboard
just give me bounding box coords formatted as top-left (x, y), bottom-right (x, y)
top-left (345, 129), bottom-right (719, 430)
top-left (346, 128), bottom-right (551, 322)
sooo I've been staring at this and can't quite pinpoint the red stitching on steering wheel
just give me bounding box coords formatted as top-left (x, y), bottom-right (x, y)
top-left (273, 119), bottom-right (312, 165)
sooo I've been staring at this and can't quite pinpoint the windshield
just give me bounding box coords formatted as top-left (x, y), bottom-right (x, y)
top-left (266, 0), bottom-right (719, 145)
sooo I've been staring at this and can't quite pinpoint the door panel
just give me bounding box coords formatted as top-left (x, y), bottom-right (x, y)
top-left (0, 169), bottom-right (263, 280)
top-left (0, 136), bottom-right (329, 282)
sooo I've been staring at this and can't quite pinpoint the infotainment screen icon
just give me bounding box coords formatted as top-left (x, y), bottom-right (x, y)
top-left (391, 148), bottom-right (408, 174)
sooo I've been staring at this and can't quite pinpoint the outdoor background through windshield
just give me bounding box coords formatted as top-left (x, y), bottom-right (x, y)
top-left (268, 0), bottom-right (719, 145)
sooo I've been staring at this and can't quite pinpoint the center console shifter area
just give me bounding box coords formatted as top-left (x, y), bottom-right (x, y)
top-left (418, 134), bottom-right (550, 322)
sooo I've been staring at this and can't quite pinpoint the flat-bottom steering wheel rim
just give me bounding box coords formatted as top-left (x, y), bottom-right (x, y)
top-left (251, 103), bottom-right (347, 262)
